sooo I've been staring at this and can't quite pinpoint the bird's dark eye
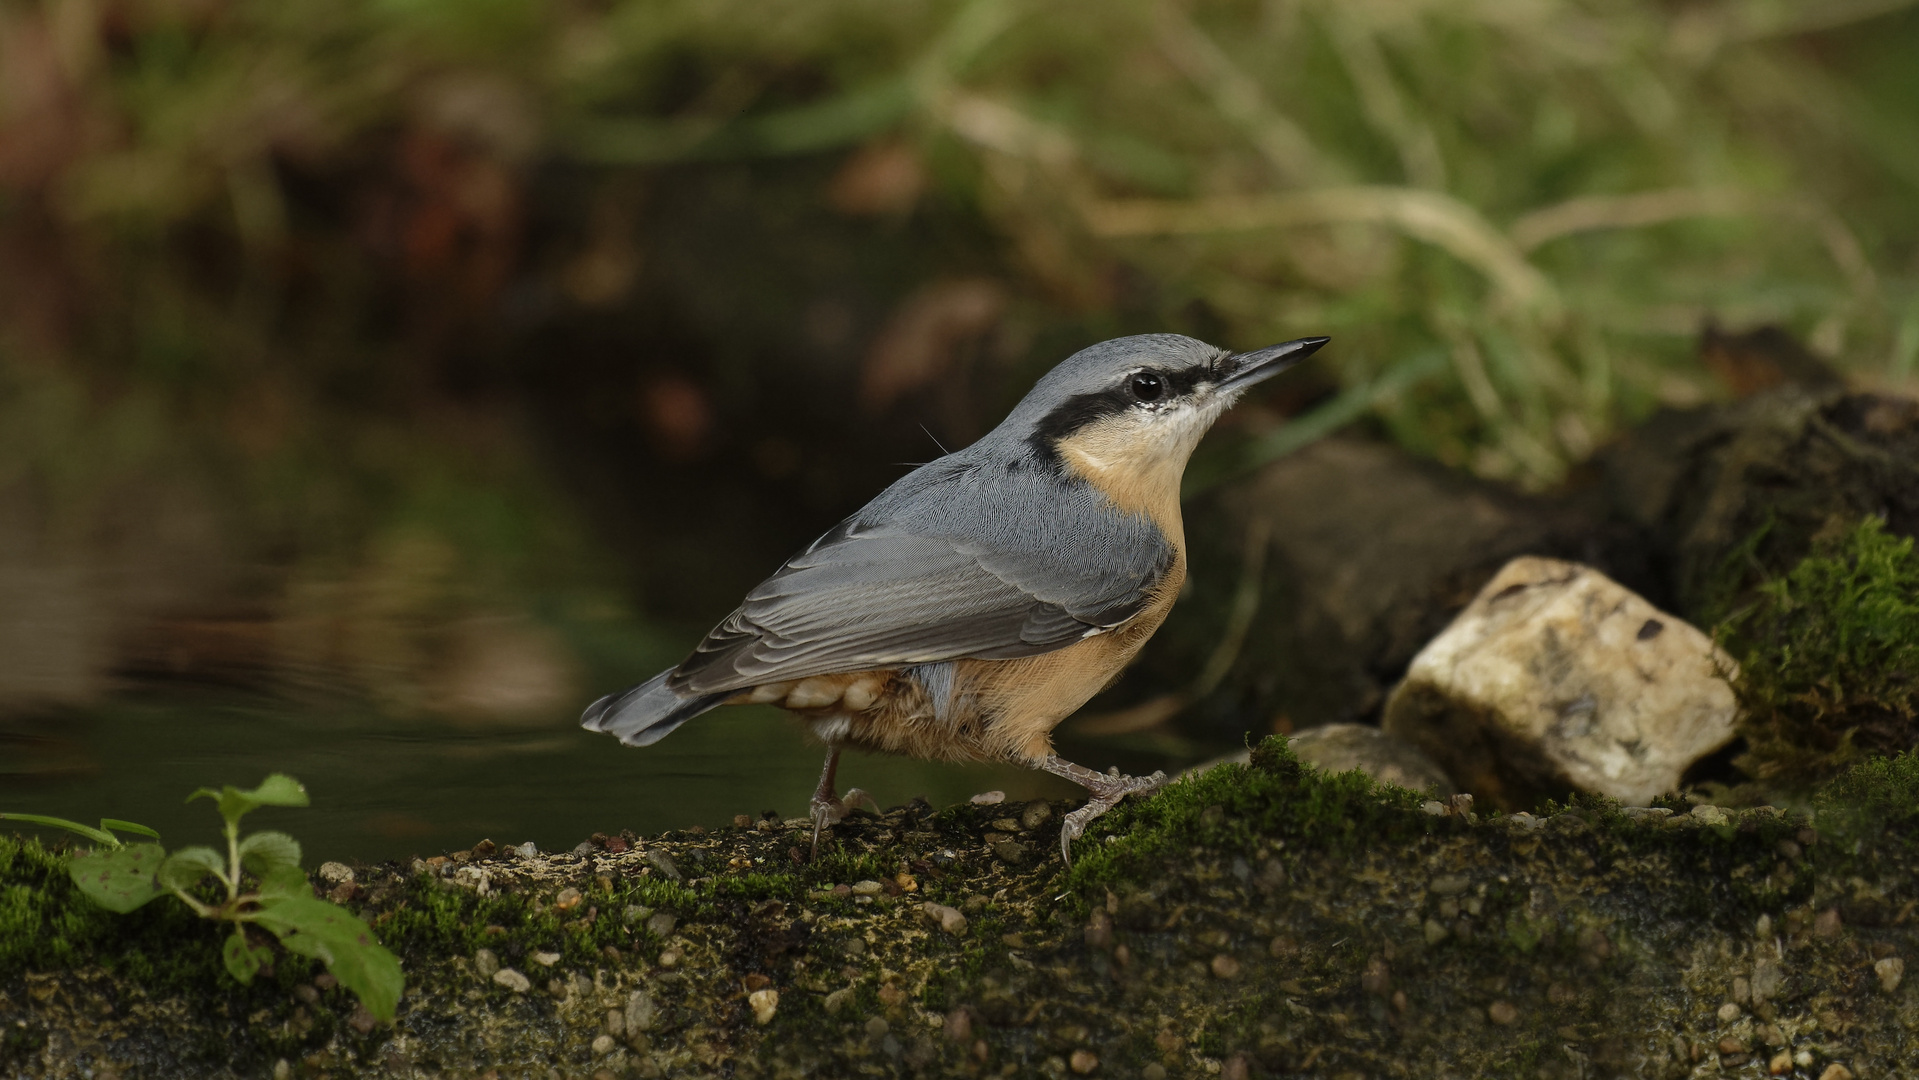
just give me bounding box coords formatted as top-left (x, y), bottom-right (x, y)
top-left (1129, 372), bottom-right (1164, 402)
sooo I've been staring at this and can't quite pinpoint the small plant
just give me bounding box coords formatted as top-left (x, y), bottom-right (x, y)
top-left (0, 775), bottom-right (402, 1022)
top-left (1719, 517), bottom-right (1919, 788)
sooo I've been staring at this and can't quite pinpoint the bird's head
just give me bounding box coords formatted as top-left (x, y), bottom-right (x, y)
top-left (1004, 333), bottom-right (1327, 498)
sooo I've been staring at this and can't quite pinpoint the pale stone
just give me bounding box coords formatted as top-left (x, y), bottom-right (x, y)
top-left (625, 989), bottom-right (656, 1033)
top-left (1383, 557), bottom-right (1737, 808)
top-left (1874, 956), bottom-right (1904, 994)
top-left (492, 967), bottom-right (531, 993)
top-left (922, 902), bottom-right (968, 935)
top-left (749, 988), bottom-right (779, 1024)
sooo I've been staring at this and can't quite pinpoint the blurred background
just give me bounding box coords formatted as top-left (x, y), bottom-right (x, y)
top-left (1, 0), bottom-right (1916, 860)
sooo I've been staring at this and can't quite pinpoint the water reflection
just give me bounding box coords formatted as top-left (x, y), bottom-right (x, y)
top-left (0, 694), bottom-right (1075, 863)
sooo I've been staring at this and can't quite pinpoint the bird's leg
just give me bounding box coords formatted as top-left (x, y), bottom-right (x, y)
top-left (808, 745), bottom-right (878, 857)
top-left (1040, 755), bottom-right (1169, 866)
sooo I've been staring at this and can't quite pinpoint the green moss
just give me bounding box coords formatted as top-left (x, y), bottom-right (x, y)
top-left (1719, 516), bottom-right (1919, 787)
top-left (1066, 736), bottom-right (1428, 901)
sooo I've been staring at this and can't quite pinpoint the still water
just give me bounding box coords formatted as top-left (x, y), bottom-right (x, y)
top-left (1, 694), bottom-right (1076, 864)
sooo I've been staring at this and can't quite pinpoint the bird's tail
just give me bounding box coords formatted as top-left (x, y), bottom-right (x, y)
top-left (580, 671), bottom-right (728, 746)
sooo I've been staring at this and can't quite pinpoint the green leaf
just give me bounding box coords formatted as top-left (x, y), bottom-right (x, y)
top-left (1, 812), bottom-right (120, 846)
top-left (256, 897), bottom-right (403, 1022)
top-left (69, 844), bottom-right (168, 912)
top-left (256, 864), bottom-right (312, 902)
top-left (222, 928), bottom-right (272, 985)
top-left (238, 831), bottom-right (302, 878)
top-left (159, 845), bottom-right (227, 893)
top-left (189, 774), bottom-right (309, 830)
top-left (99, 818), bottom-right (161, 841)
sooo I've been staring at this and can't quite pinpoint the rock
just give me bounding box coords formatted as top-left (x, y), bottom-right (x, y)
top-left (512, 842), bottom-right (538, 859)
top-left (492, 968), bottom-right (531, 993)
top-left (823, 988), bottom-right (854, 1015)
top-left (1691, 805), bottom-right (1730, 827)
top-left (554, 886), bottom-right (583, 911)
top-left (1817, 1065), bottom-right (1854, 1080)
top-left (646, 912), bottom-right (678, 937)
top-left (943, 1008), bottom-right (972, 1043)
top-left (531, 951), bottom-right (560, 967)
top-left (625, 990), bottom-right (656, 1034)
top-left (1383, 557), bottom-right (1738, 809)
top-left (1487, 1001), bottom-right (1518, 1025)
top-left (591, 1034), bottom-right (615, 1055)
top-left (1069, 1049), bottom-right (1098, 1074)
top-left (473, 949), bottom-right (500, 977)
top-left (1210, 954), bottom-right (1240, 979)
top-left (1874, 956), bottom-right (1904, 993)
top-left (1287, 723), bottom-right (1455, 795)
top-left (748, 988), bottom-right (779, 1024)
top-left (969, 791), bottom-right (1005, 805)
top-left (850, 880), bottom-right (883, 896)
top-left (991, 839), bottom-right (1029, 865)
top-left (645, 850), bottom-right (681, 881)
top-left (1717, 1002), bottom-right (1742, 1023)
top-left (316, 862), bottom-right (353, 886)
top-left (1019, 802), bottom-right (1052, 830)
top-left (922, 902), bottom-right (967, 935)
top-left (1084, 911), bottom-right (1113, 950)
top-left (1751, 957), bottom-right (1784, 1003)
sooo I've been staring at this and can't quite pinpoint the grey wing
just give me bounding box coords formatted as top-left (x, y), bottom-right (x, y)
top-left (666, 517), bottom-right (1169, 695)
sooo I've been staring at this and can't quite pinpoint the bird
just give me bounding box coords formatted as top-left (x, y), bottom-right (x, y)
top-left (581, 332), bottom-right (1328, 863)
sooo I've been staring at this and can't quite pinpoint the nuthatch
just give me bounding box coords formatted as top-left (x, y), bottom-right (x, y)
top-left (582, 333), bottom-right (1327, 862)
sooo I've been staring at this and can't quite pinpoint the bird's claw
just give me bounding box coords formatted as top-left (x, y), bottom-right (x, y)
top-left (808, 788), bottom-right (880, 857)
top-left (1057, 769), bottom-right (1169, 867)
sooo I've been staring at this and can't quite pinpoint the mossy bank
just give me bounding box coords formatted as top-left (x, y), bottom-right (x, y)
top-left (5, 741), bottom-right (1918, 1079)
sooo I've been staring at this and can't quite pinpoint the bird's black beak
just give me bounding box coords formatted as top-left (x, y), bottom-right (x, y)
top-left (1217, 336), bottom-right (1330, 392)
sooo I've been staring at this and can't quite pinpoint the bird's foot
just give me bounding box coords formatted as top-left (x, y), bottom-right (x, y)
top-left (1041, 758), bottom-right (1169, 866)
top-left (808, 788), bottom-right (879, 856)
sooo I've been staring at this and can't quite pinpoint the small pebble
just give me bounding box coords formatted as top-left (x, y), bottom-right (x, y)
top-left (970, 791), bottom-right (1005, 805)
top-left (1142, 1066), bottom-right (1168, 1080)
top-left (1813, 909), bottom-right (1843, 939)
top-left (824, 988), bottom-right (854, 1014)
top-left (1221, 1055), bottom-right (1250, 1080)
top-left (1210, 954), bottom-right (1240, 979)
top-left (554, 887), bottom-right (583, 912)
top-left (1768, 1051), bottom-right (1793, 1075)
top-left (733, 814), bottom-right (753, 828)
top-left (922, 902), bottom-right (968, 935)
top-left (293, 985), bottom-right (319, 1006)
top-left (1874, 956), bottom-right (1904, 993)
top-left (851, 880), bottom-right (884, 896)
top-left (605, 1009), bottom-right (625, 1036)
top-left (347, 1004), bottom-right (377, 1035)
top-left (1487, 1001), bottom-right (1518, 1026)
top-left (1020, 802), bottom-right (1053, 830)
top-left (513, 841), bottom-right (538, 859)
top-left (991, 817), bottom-right (1020, 832)
top-left (645, 849), bottom-right (681, 881)
top-left (1085, 911), bottom-right (1114, 950)
top-left (1423, 918), bottom-right (1449, 945)
top-left (647, 912), bottom-right (678, 938)
top-left (1717, 1002), bottom-right (1742, 1023)
top-left (591, 1034), bottom-right (616, 1055)
top-left (1429, 873), bottom-right (1470, 895)
top-left (1795, 1051), bottom-right (1815, 1067)
top-left (1691, 804), bottom-right (1730, 827)
top-left (493, 968), bottom-right (531, 993)
top-left (991, 839), bottom-right (1030, 865)
top-left (943, 1008), bottom-right (972, 1043)
top-left (865, 1017), bottom-right (890, 1038)
top-left (1718, 1036), bottom-right (1748, 1055)
top-left (1817, 1065), bottom-right (1854, 1080)
top-left (313, 973), bottom-right (338, 991)
top-left (473, 948), bottom-right (501, 977)
top-left (317, 862), bottom-right (354, 885)
top-left (531, 951), bottom-right (561, 967)
top-left (749, 988), bottom-right (779, 1024)
top-left (272, 1061), bottom-right (290, 1080)
top-left (658, 948), bottom-right (683, 969)
top-left (1068, 1049), bottom-right (1098, 1074)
